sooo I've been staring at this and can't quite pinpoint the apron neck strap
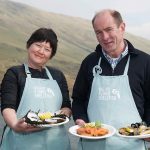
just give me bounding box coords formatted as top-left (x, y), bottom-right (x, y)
top-left (94, 55), bottom-right (130, 76)
top-left (24, 63), bottom-right (31, 78)
top-left (123, 55), bottom-right (130, 75)
top-left (24, 64), bottom-right (53, 79)
top-left (93, 57), bottom-right (102, 76)
top-left (98, 57), bottom-right (102, 66)
top-left (44, 67), bottom-right (53, 80)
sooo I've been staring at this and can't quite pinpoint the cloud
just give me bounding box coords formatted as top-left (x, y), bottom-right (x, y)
top-left (10, 0), bottom-right (150, 40)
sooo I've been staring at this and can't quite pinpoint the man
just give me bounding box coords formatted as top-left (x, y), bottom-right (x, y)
top-left (72, 9), bottom-right (150, 150)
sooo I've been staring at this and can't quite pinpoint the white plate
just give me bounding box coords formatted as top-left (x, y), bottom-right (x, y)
top-left (116, 130), bottom-right (150, 139)
top-left (69, 124), bottom-right (116, 139)
top-left (35, 117), bottom-right (69, 128)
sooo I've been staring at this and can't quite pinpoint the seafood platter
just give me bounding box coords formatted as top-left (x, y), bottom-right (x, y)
top-left (24, 110), bottom-right (69, 127)
top-left (69, 121), bottom-right (116, 139)
top-left (117, 122), bottom-right (150, 139)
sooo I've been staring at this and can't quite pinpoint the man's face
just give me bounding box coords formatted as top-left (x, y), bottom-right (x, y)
top-left (93, 12), bottom-right (125, 57)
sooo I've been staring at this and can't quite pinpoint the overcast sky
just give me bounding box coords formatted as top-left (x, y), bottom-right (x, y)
top-left (10, 0), bottom-right (150, 40)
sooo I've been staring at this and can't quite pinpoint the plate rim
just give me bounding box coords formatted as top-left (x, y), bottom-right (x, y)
top-left (69, 123), bottom-right (116, 139)
top-left (116, 130), bottom-right (150, 139)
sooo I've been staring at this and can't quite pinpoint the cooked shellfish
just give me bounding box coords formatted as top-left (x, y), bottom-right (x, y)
top-left (119, 122), bottom-right (150, 136)
top-left (24, 110), bottom-right (67, 125)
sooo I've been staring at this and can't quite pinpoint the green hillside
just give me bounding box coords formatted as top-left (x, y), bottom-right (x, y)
top-left (0, 0), bottom-right (150, 92)
top-left (0, 0), bottom-right (150, 145)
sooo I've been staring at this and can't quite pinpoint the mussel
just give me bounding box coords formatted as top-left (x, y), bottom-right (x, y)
top-left (24, 110), bottom-right (67, 125)
top-left (119, 122), bottom-right (150, 136)
top-left (24, 110), bottom-right (42, 125)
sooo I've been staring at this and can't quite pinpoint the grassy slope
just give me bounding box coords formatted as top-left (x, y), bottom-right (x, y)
top-left (0, 0), bottom-right (150, 91)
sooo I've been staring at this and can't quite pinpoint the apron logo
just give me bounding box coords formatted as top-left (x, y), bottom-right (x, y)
top-left (34, 87), bottom-right (55, 98)
top-left (98, 88), bottom-right (120, 101)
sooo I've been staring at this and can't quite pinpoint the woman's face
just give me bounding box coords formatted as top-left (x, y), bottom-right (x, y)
top-left (27, 41), bottom-right (52, 69)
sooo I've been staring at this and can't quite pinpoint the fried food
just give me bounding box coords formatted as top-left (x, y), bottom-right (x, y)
top-left (77, 122), bottom-right (109, 137)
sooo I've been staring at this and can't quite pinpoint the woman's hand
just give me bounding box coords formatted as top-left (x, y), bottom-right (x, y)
top-left (60, 107), bottom-right (72, 118)
top-left (2, 108), bottom-right (41, 133)
top-left (12, 118), bottom-right (41, 133)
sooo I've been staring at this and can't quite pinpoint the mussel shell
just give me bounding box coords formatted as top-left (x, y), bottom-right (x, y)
top-left (52, 114), bottom-right (67, 119)
top-left (24, 110), bottom-right (41, 124)
top-left (44, 117), bottom-right (66, 124)
top-left (24, 110), bottom-right (67, 125)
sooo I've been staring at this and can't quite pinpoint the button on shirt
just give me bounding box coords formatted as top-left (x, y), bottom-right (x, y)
top-left (102, 43), bottom-right (128, 70)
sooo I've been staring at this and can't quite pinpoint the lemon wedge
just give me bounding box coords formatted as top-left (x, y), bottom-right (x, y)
top-left (38, 112), bottom-right (52, 120)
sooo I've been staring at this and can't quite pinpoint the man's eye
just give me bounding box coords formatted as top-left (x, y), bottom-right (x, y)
top-left (106, 28), bottom-right (114, 32)
top-left (108, 29), bottom-right (112, 31)
top-left (96, 31), bottom-right (102, 36)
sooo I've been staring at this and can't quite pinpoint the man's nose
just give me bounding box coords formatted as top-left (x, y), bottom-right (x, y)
top-left (102, 31), bottom-right (109, 40)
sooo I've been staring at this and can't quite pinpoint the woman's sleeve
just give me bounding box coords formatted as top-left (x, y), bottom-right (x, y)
top-left (1, 68), bottom-right (18, 112)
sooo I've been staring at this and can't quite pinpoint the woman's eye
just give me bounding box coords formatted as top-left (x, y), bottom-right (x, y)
top-left (36, 44), bottom-right (41, 47)
top-left (45, 49), bottom-right (51, 52)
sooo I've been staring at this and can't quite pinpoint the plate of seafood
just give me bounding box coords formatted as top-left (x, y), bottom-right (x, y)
top-left (69, 121), bottom-right (116, 139)
top-left (117, 122), bottom-right (150, 139)
top-left (24, 110), bottom-right (69, 127)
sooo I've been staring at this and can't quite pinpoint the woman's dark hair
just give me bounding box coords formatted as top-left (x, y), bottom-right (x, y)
top-left (26, 28), bottom-right (58, 58)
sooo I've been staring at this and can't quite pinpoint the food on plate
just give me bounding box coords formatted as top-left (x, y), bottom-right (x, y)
top-left (24, 110), bottom-right (67, 125)
top-left (38, 112), bottom-right (52, 120)
top-left (119, 122), bottom-right (150, 136)
top-left (77, 121), bottom-right (109, 137)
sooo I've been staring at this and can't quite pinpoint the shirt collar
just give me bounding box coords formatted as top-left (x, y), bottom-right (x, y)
top-left (102, 41), bottom-right (128, 69)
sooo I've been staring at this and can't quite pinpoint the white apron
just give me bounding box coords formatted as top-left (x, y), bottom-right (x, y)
top-left (1, 64), bottom-right (71, 150)
top-left (78, 56), bottom-right (147, 150)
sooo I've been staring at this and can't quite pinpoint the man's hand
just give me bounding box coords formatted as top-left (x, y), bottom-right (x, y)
top-left (144, 138), bottom-right (150, 142)
top-left (60, 107), bottom-right (72, 118)
top-left (75, 119), bottom-right (86, 126)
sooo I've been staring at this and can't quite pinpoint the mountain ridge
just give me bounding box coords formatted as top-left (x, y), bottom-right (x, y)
top-left (0, 0), bottom-right (150, 91)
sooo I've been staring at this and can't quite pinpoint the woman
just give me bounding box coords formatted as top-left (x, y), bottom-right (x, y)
top-left (0, 28), bottom-right (71, 150)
